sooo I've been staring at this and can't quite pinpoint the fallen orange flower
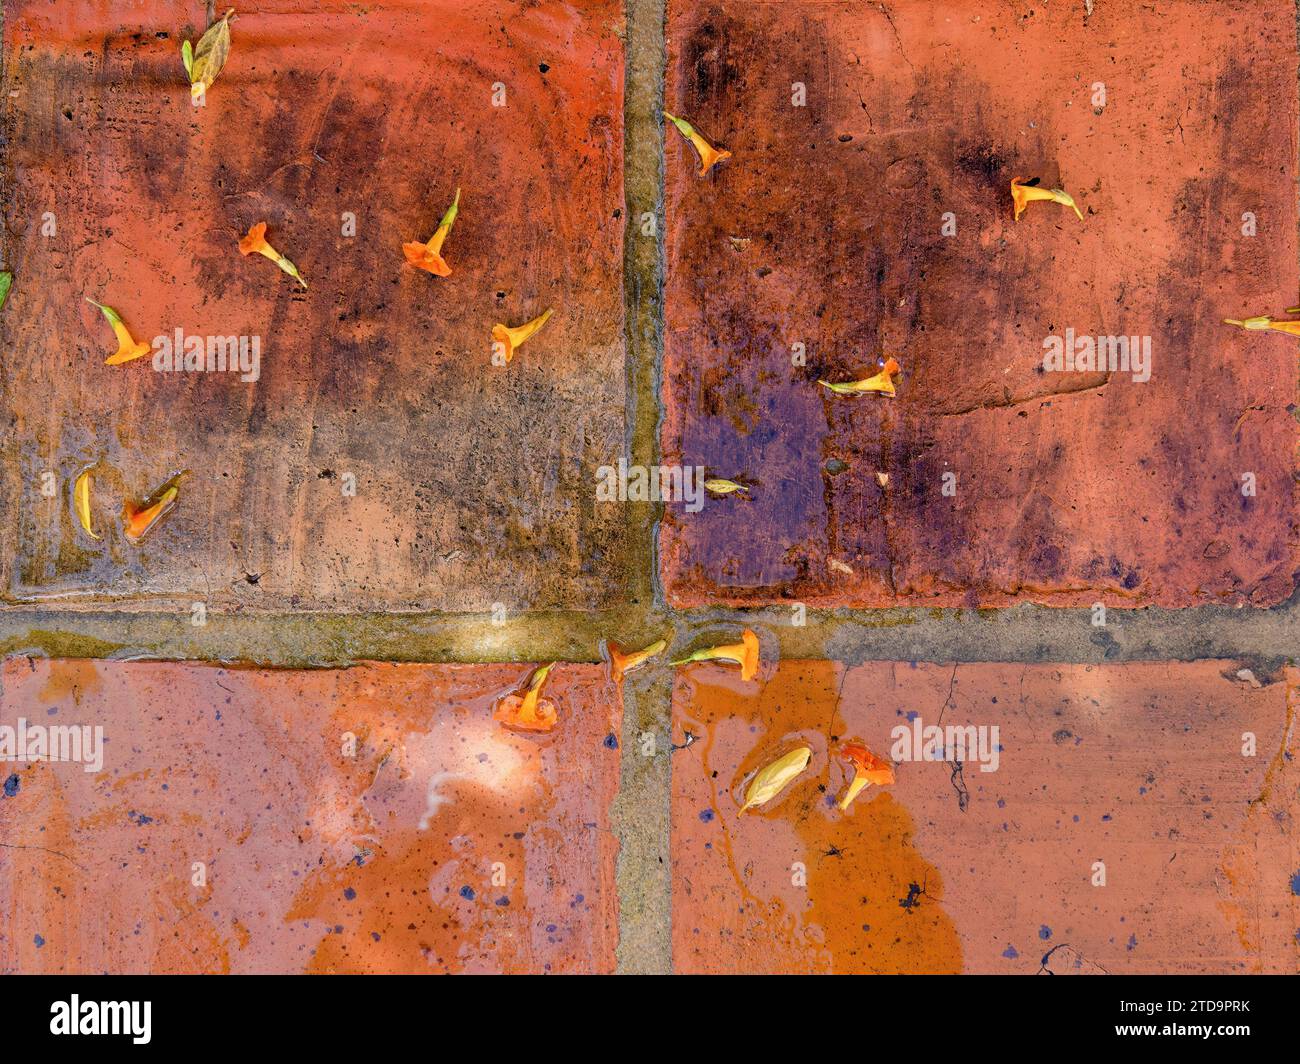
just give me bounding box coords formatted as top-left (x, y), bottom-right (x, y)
top-left (493, 663), bottom-right (559, 733)
top-left (403, 187), bottom-right (461, 277)
top-left (819, 357), bottom-right (900, 397)
top-left (123, 471), bottom-right (185, 544)
top-left (1223, 315), bottom-right (1300, 336)
top-left (492, 308), bottom-right (553, 364)
top-left (238, 222), bottom-right (307, 289)
top-left (836, 742), bottom-right (895, 811)
top-left (664, 111), bottom-right (731, 176)
top-left (671, 629), bottom-right (760, 682)
top-left (85, 298), bottom-right (151, 365)
top-left (608, 638), bottom-right (667, 682)
top-left (1010, 177), bottom-right (1083, 222)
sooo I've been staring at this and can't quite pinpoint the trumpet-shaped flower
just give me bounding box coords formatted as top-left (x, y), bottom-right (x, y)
top-left (85, 298), bottom-right (151, 365)
top-left (819, 357), bottom-right (900, 397)
top-left (671, 629), bottom-right (760, 682)
top-left (123, 472), bottom-right (185, 544)
top-left (664, 112), bottom-right (731, 176)
top-left (1223, 315), bottom-right (1300, 336)
top-left (492, 309), bottom-right (553, 364)
top-left (493, 663), bottom-right (559, 733)
top-left (403, 187), bottom-right (461, 277)
top-left (239, 222), bottom-right (307, 289)
top-left (607, 638), bottom-right (667, 682)
top-left (836, 742), bottom-right (895, 811)
top-left (1010, 177), bottom-right (1083, 222)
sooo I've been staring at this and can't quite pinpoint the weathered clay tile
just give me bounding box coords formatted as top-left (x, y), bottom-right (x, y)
top-left (0, 658), bottom-right (621, 973)
top-left (662, 0), bottom-right (1298, 607)
top-left (672, 659), bottom-right (1299, 973)
top-left (0, 0), bottom-right (626, 611)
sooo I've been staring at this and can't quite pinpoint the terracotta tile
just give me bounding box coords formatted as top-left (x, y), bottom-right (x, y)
top-left (0, 658), bottom-right (622, 973)
top-left (661, 0), bottom-right (1299, 607)
top-left (671, 659), bottom-right (1299, 973)
top-left (0, 0), bottom-right (626, 611)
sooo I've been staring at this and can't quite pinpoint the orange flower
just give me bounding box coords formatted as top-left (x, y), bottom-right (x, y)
top-left (671, 629), bottom-right (760, 682)
top-left (607, 638), bottom-right (667, 682)
top-left (123, 471), bottom-right (185, 544)
top-left (238, 222), bottom-right (307, 288)
top-left (664, 112), bottom-right (731, 176)
top-left (493, 663), bottom-right (559, 733)
top-left (492, 308), bottom-right (553, 364)
top-left (819, 357), bottom-right (900, 397)
top-left (403, 187), bottom-right (460, 277)
top-left (837, 742), bottom-right (895, 811)
top-left (85, 298), bottom-right (151, 365)
top-left (1223, 316), bottom-right (1300, 336)
top-left (1010, 177), bottom-right (1083, 222)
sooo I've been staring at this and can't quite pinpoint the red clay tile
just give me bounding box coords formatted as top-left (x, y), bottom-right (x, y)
top-left (0, 0), bottom-right (626, 611)
top-left (672, 660), bottom-right (1299, 973)
top-left (0, 658), bottom-right (621, 973)
top-left (661, 0), bottom-right (1299, 607)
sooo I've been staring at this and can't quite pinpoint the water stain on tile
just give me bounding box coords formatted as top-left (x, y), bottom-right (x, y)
top-left (0, 0), bottom-right (627, 612)
top-left (661, 0), bottom-right (1299, 608)
top-left (0, 657), bottom-right (621, 973)
top-left (672, 659), bottom-right (1300, 973)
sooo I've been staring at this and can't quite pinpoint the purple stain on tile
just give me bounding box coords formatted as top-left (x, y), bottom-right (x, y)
top-left (3, 774), bottom-right (18, 798)
top-left (459, 885), bottom-right (476, 901)
top-left (343, 887), bottom-right (356, 901)
top-left (1039, 925), bottom-right (1052, 940)
top-left (603, 733), bottom-right (619, 750)
top-left (1002, 945), bottom-right (1019, 959)
top-left (34, 934), bottom-right (45, 948)
top-left (698, 808), bottom-right (715, 823)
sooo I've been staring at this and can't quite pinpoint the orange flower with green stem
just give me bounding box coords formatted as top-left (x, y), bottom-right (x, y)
top-left (1223, 315), bottom-right (1300, 336)
top-left (1010, 177), bottom-right (1083, 222)
top-left (85, 298), bottom-right (151, 365)
top-left (820, 357), bottom-right (900, 397)
top-left (403, 187), bottom-right (460, 277)
top-left (123, 471), bottom-right (186, 544)
top-left (493, 663), bottom-right (559, 733)
top-left (238, 222), bottom-right (307, 289)
top-left (836, 742), bottom-right (895, 811)
top-left (664, 112), bottom-right (731, 176)
top-left (671, 629), bottom-right (760, 682)
top-left (607, 638), bottom-right (667, 682)
top-left (492, 309), bottom-right (553, 364)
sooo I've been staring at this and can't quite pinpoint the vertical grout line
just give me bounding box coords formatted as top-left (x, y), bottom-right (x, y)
top-left (613, 0), bottom-right (672, 974)
top-left (623, 0), bottom-right (668, 615)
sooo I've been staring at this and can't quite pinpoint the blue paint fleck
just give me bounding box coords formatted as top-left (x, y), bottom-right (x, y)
top-left (34, 934), bottom-right (45, 948)
top-left (603, 734), bottom-right (619, 750)
top-left (1127, 934), bottom-right (1138, 951)
top-left (459, 885), bottom-right (476, 901)
top-left (495, 896), bottom-right (510, 907)
top-left (546, 924), bottom-right (557, 933)
top-left (3, 774), bottom-right (18, 798)
top-left (996, 798), bottom-right (1005, 809)
top-left (1039, 925), bottom-right (1052, 940)
top-left (1002, 945), bottom-right (1018, 959)
top-left (1290, 870), bottom-right (1300, 896)
top-left (343, 887), bottom-right (357, 901)
top-left (698, 809), bottom-right (715, 823)
top-left (371, 932), bottom-right (381, 942)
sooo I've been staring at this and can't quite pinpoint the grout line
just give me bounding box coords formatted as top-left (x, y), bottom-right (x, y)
top-left (613, 0), bottom-right (671, 976)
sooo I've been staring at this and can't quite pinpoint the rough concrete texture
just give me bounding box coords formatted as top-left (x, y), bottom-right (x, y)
top-left (0, 657), bottom-right (622, 973)
top-left (0, 0), bottom-right (627, 612)
top-left (661, 0), bottom-right (1300, 608)
top-left (672, 659), bottom-right (1299, 973)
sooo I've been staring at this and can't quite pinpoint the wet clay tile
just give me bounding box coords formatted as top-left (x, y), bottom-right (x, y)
top-left (0, 658), bottom-right (621, 974)
top-left (661, 0), bottom-right (1299, 608)
top-left (672, 660), bottom-right (1299, 973)
top-left (0, 0), bottom-right (626, 611)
